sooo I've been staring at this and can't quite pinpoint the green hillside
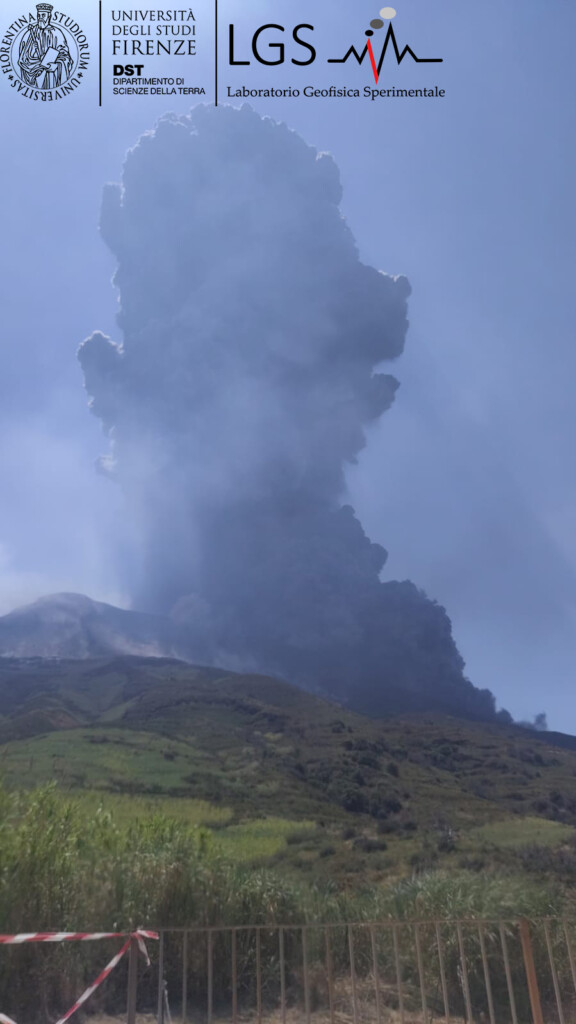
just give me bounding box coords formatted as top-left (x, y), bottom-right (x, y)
top-left (1, 655), bottom-right (576, 882)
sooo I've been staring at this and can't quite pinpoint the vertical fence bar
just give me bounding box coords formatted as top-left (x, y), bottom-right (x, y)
top-left (348, 925), bottom-right (359, 1024)
top-left (369, 925), bottom-right (382, 1024)
top-left (207, 931), bottom-right (213, 1024)
top-left (157, 930), bottom-right (165, 1024)
top-left (181, 931), bottom-right (188, 1024)
top-left (393, 924), bottom-right (405, 1024)
top-left (279, 927), bottom-right (287, 1024)
top-left (231, 929), bottom-right (238, 1024)
top-left (544, 919), bottom-right (565, 1024)
top-left (434, 922), bottom-right (450, 1021)
top-left (414, 923), bottom-right (428, 1023)
top-left (519, 918), bottom-right (544, 1024)
top-left (325, 927), bottom-right (335, 1024)
top-left (456, 922), bottom-right (473, 1024)
top-left (477, 923), bottom-right (496, 1024)
top-left (256, 928), bottom-right (262, 1024)
top-left (126, 936), bottom-right (138, 1024)
top-left (303, 927), bottom-right (311, 1024)
top-left (563, 920), bottom-right (576, 998)
top-left (500, 922), bottom-right (519, 1024)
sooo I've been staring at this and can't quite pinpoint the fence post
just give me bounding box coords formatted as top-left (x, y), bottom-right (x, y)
top-left (157, 931), bottom-right (165, 1024)
top-left (126, 936), bottom-right (139, 1024)
top-left (519, 919), bottom-right (544, 1024)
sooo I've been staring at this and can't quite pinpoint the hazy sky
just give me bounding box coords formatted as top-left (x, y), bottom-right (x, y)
top-left (1, 0), bottom-right (575, 729)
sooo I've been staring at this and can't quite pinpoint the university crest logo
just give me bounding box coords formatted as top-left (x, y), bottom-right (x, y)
top-left (1, 3), bottom-right (90, 101)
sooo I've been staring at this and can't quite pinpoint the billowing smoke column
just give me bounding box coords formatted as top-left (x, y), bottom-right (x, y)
top-left (80, 104), bottom-right (496, 719)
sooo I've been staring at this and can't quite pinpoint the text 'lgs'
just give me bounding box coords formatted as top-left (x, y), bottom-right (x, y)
top-left (228, 24), bottom-right (316, 66)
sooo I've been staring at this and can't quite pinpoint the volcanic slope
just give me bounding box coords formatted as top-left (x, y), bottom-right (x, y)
top-left (0, 593), bottom-right (189, 660)
top-left (1, 656), bottom-right (576, 840)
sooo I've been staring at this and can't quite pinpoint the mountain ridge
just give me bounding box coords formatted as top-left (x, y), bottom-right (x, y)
top-left (0, 592), bottom-right (508, 724)
top-left (0, 592), bottom-right (188, 660)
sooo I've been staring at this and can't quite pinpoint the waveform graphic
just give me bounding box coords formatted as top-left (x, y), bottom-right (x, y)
top-left (328, 22), bottom-right (442, 82)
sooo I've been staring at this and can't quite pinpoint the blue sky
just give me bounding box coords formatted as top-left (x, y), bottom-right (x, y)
top-left (1, 0), bottom-right (576, 728)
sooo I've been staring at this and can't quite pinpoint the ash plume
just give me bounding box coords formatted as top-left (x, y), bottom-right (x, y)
top-left (79, 104), bottom-right (496, 719)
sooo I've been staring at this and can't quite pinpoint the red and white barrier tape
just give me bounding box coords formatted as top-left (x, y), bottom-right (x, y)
top-left (0, 930), bottom-right (158, 1024)
top-left (53, 936), bottom-right (132, 1024)
top-left (0, 930), bottom-right (157, 944)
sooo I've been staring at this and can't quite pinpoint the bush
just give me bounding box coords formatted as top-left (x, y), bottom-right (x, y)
top-left (353, 837), bottom-right (388, 853)
top-left (379, 869), bottom-right (560, 920)
top-left (285, 828), bottom-right (314, 845)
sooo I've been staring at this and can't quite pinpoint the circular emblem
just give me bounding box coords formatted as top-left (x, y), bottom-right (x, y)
top-left (1, 3), bottom-right (90, 100)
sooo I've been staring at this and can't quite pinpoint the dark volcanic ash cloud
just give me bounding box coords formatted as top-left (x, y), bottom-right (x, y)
top-left (79, 104), bottom-right (494, 718)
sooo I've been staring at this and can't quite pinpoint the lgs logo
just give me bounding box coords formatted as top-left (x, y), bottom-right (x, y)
top-left (229, 24), bottom-right (316, 67)
top-left (228, 13), bottom-right (444, 79)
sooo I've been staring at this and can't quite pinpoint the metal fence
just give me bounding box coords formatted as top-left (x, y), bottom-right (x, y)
top-left (125, 918), bottom-right (576, 1024)
top-left (3, 918), bottom-right (576, 1023)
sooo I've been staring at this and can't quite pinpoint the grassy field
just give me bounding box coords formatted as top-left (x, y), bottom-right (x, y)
top-left (467, 816), bottom-right (575, 849)
top-left (68, 789), bottom-right (234, 826)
